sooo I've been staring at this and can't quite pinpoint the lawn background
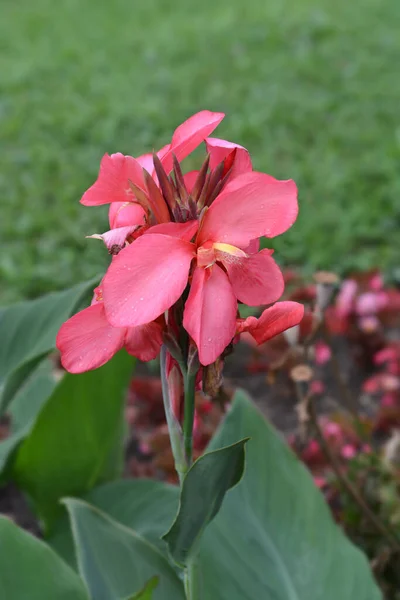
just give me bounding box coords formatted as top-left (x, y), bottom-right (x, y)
top-left (1, 0), bottom-right (399, 303)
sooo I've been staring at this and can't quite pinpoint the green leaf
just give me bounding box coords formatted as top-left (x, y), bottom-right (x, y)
top-left (0, 516), bottom-right (89, 599)
top-left (64, 498), bottom-right (185, 600)
top-left (162, 438), bottom-right (248, 567)
top-left (50, 479), bottom-right (179, 567)
top-left (0, 359), bottom-right (57, 478)
top-left (0, 278), bottom-right (96, 413)
top-left (199, 391), bottom-right (382, 600)
top-left (13, 351), bottom-right (134, 529)
top-left (52, 391), bottom-right (381, 599)
top-left (123, 576), bottom-right (159, 599)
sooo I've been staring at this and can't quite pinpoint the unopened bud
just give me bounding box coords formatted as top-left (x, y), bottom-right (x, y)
top-left (162, 330), bottom-right (183, 364)
top-left (203, 357), bottom-right (224, 398)
top-left (187, 344), bottom-right (200, 377)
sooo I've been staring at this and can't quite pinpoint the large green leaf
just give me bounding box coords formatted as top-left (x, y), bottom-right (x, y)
top-left (0, 516), bottom-right (89, 600)
top-left (163, 438), bottom-right (248, 566)
top-left (0, 278), bottom-right (96, 413)
top-left (51, 391), bottom-right (381, 599)
top-left (199, 391), bottom-right (382, 600)
top-left (65, 499), bottom-right (185, 600)
top-left (50, 479), bottom-right (179, 566)
top-left (0, 359), bottom-right (57, 478)
top-left (13, 351), bottom-right (134, 529)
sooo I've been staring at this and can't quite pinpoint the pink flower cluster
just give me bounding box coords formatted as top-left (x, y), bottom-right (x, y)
top-left (57, 111), bottom-right (304, 372)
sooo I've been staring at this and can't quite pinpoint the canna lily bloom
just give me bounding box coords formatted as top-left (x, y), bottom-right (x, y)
top-left (102, 170), bottom-right (298, 365)
top-left (56, 287), bottom-right (164, 373)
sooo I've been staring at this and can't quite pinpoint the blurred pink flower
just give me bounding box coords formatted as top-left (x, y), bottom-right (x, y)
top-left (314, 341), bottom-right (331, 364)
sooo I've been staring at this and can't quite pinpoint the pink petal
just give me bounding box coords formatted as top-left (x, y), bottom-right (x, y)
top-left (198, 172), bottom-right (298, 248)
top-left (56, 303), bottom-right (125, 373)
top-left (81, 153), bottom-right (145, 206)
top-left (206, 137), bottom-right (252, 178)
top-left (124, 320), bottom-right (164, 361)
top-left (161, 110), bottom-right (225, 173)
top-left (147, 220), bottom-right (198, 241)
top-left (237, 301), bottom-right (304, 344)
top-left (102, 234), bottom-right (195, 327)
top-left (108, 202), bottom-right (145, 229)
top-left (243, 238), bottom-right (260, 254)
top-left (224, 249), bottom-right (284, 306)
top-left (183, 265), bottom-right (237, 366)
top-left (87, 225), bottom-right (139, 253)
top-left (183, 170), bottom-right (200, 193)
top-left (136, 152), bottom-right (154, 172)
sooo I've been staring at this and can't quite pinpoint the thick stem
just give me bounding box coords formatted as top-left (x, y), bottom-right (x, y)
top-left (184, 560), bottom-right (201, 600)
top-left (183, 370), bottom-right (197, 470)
top-left (160, 345), bottom-right (186, 483)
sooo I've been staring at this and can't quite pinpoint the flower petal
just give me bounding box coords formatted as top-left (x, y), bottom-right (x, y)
top-left (124, 319), bottom-right (164, 361)
top-left (81, 153), bottom-right (145, 206)
top-left (237, 301), bottom-right (304, 344)
top-left (199, 171), bottom-right (298, 247)
top-left (183, 170), bottom-right (199, 193)
top-left (206, 137), bottom-right (252, 178)
top-left (161, 110), bottom-right (225, 173)
top-left (224, 249), bottom-right (284, 306)
top-left (87, 225), bottom-right (139, 253)
top-left (108, 201), bottom-right (145, 229)
top-left (147, 220), bottom-right (198, 241)
top-left (56, 303), bottom-right (125, 373)
top-left (103, 234), bottom-right (195, 327)
top-left (136, 152), bottom-right (154, 172)
top-left (183, 265), bottom-right (237, 366)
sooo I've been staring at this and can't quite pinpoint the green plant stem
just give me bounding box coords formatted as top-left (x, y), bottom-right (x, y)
top-left (183, 370), bottom-right (197, 470)
top-left (184, 560), bottom-right (200, 600)
top-left (160, 345), bottom-right (186, 483)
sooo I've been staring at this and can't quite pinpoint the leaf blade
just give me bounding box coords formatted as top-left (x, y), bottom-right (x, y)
top-left (64, 498), bottom-right (185, 600)
top-left (13, 351), bottom-right (134, 529)
top-left (0, 516), bottom-right (89, 600)
top-left (162, 438), bottom-right (248, 566)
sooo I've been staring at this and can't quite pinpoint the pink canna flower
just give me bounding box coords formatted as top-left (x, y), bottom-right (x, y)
top-left (102, 171), bottom-right (299, 365)
top-left (56, 287), bottom-right (164, 373)
top-left (59, 110), bottom-right (301, 372)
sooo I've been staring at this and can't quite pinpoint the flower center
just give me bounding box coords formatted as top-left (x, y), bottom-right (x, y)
top-left (197, 240), bottom-right (248, 268)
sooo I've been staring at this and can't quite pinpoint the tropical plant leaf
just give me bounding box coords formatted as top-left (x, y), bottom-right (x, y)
top-left (50, 391), bottom-right (382, 599)
top-left (0, 516), bottom-right (89, 599)
top-left (64, 498), bottom-right (184, 600)
top-left (0, 358), bottom-right (57, 479)
top-left (0, 278), bottom-right (97, 413)
top-left (13, 351), bottom-right (134, 529)
top-left (162, 438), bottom-right (248, 566)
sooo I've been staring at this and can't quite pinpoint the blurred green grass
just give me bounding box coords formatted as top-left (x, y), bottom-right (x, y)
top-left (1, 0), bottom-right (399, 303)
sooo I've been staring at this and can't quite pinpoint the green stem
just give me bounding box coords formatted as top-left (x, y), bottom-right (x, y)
top-left (183, 370), bottom-right (197, 469)
top-left (184, 560), bottom-right (201, 600)
top-left (160, 345), bottom-right (186, 483)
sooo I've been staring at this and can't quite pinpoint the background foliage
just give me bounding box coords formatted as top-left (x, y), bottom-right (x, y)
top-left (1, 0), bottom-right (400, 303)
